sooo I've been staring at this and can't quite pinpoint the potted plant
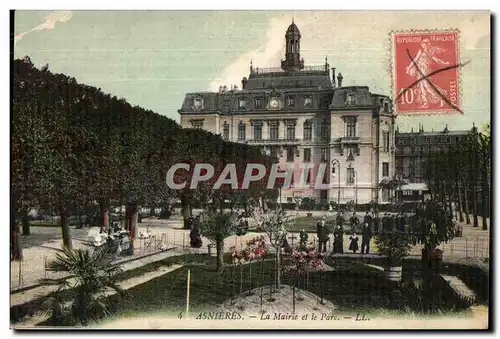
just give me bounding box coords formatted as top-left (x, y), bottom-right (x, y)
top-left (375, 232), bottom-right (414, 282)
top-left (414, 201), bottom-right (455, 270)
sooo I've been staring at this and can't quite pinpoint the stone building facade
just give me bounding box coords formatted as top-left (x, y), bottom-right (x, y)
top-left (395, 124), bottom-right (472, 184)
top-left (178, 21), bottom-right (396, 204)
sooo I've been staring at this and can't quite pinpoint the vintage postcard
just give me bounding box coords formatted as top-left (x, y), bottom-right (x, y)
top-left (11, 10), bottom-right (490, 330)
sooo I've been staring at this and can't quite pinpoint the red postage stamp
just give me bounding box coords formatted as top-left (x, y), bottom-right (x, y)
top-left (392, 30), bottom-right (460, 114)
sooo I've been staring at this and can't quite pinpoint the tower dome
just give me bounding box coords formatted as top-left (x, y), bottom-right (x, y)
top-left (286, 21), bottom-right (301, 36)
top-left (281, 20), bottom-right (304, 71)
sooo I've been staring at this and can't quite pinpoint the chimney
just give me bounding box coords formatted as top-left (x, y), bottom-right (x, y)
top-left (219, 86), bottom-right (223, 93)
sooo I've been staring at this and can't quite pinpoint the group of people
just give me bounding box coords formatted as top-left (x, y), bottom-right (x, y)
top-left (297, 212), bottom-right (380, 255)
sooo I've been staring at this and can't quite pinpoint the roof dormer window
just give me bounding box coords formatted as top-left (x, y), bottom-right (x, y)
top-left (238, 98), bottom-right (247, 110)
top-left (346, 93), bottom-right (354, 105)
top-left (193, 97), bottom-right (204, 110)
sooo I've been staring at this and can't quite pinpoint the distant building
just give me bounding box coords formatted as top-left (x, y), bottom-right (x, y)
top-left (178, 21), bottom-right (396, 204)
top-left (394, 124), bottom-right (472, 183)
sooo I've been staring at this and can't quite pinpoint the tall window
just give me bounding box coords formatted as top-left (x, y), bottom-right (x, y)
top-left (286, 147), bottom-right (295, 162)
top-left (238, 122), bottom-right (246, 141)
top-left (238, 98), bottom-right (247, 110)
top-left (304, 96), bottom-right (313, 108)
top-left (346, 118), bottom-right (356, 137)
top-left (346, 167), bottom-right (355, 185)
top-left (383, 131), bottom-right (390, 152)
top-left (254, 97), bottom-right (263, 108)
top-left (286, 124), bottom-right (296, 140)
top-left (321, 120), bottom-right (329, 140)
top-left (382, 162), bottom-right (389, 177)
top-left (223, 122), bottom-right (229, 140)
top-left (303, 121), bottom-right (312, 140)
top-left (191, 120), bottom-right (203, 129)
top-left (269, 123), bottom-right (279, 140)
top-left (270, 146), bottom-right (278, 158)
top-left (303, 148), bottom-right (311, 162)
top-left (287, 96), bottom-right (295, 108)
top-left (254, 124), bottom-right (262, 140)
top-left (306, 170), bottom-right (311, 184)
top-left (320, 147), bottom-right (328, 162)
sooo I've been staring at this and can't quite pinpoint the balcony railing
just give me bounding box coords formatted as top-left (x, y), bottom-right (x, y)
top-left (250, 65), bottom-right (329, 78)
top-left (340, 136), bottom-right (360, 143)
top-left (246, 138), bottom-right (301, 145)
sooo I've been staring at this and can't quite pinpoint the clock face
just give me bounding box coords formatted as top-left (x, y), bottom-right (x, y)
top-left (270, 99), bottom-right (279, 108)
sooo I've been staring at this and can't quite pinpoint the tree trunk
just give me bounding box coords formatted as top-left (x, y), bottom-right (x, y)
top-left (481, 166), bottom-right (488, 230)
top-left (75, 206), bottom-right (82, 229)
top-left (11, 214), bottom-right (23, 261)
top-left (216, 238), bottom-right (224, 271)
top-left (99, 199), bottom-right (110, 231)
top-left (21, 209), bottom-right (30, 236)
top-left (275, 246), bottom-right (282, 289)
top-left (463, 184), bottom-right (471, 225)
top-left (60, 212), bottom-right (73, 250)
top-left (472, 183), bottom-right (479, 227)
top-left (457, 184), bottom-right (464, 223)
top-left (181, 197), bottom-right (191, 229)
top-left (127, 204), bottom-right (138, 243)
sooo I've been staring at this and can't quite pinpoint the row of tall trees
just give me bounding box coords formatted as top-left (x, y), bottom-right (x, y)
top-left (12, 57), bottom-right (278, 260)
top-left (422, 124), bottom-right (491, 230)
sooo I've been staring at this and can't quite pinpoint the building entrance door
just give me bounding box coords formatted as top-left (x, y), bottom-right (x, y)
top-left (320, 190), bottom-right (328, 202)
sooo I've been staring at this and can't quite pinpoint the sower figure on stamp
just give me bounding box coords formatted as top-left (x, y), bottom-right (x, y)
top-left (361, 223), bottom-right (372, 254)
top-left (405, 38), bottom-right (450, 109)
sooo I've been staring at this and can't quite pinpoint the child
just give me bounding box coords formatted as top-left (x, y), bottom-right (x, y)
top-left (349, 232), bottom-right (359, 254)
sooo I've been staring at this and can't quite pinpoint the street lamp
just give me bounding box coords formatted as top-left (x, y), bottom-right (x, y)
top-left (331, 159), bottom-right (341, 212)
top-left (354, 170), bottom-right (358, 205)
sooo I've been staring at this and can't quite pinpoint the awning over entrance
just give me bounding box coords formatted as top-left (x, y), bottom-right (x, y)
top-left (400, 183), bottom-right (428, 191)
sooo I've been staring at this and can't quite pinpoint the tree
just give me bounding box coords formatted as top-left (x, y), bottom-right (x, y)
top-left (256, 208), bottom-right (295, 289)
top-left (198, 211), bottom-right (238, 271)
top-left (38, 247), bottom-right (126, 326)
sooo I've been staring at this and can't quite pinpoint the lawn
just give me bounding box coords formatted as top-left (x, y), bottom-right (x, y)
top-left (102, 255), bottom-right (480, 322)
top-left (28, 254), bottom-right (487, 326)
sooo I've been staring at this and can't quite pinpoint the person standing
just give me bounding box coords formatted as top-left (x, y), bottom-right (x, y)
top-left (363, 212), bottom-right (373, 229)
top-left (361, 223), bottom-right (372, 254)
top-left (316, 217), bottom-right (328, 252)
top-left (349, 232), bottom-right (359, 254)
top-left (350, 212), bottom-right (360, 233)
top-left (299, 228), bottom-right (308, 247)
top-left (333, 225), bottom-right (344, 254)
top-left (336, 212), bottom-right (344, 230)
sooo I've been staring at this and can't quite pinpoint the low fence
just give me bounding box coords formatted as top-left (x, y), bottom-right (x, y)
top-left (10, 233), bottom-right (175, 290)
top-left (10, 230), bottom-right (489, 291)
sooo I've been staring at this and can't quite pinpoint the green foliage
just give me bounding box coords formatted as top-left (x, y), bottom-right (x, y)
top-left (37, 247), bottom-right (125, 326)
top-left (198, 211), bottom-right (238, 244)
top-left (300, 197), bottom-right (316, 211)
top-left (375, 232), bottom-right (414, 266)
top-left (414, 200), bottom-right (456, 249)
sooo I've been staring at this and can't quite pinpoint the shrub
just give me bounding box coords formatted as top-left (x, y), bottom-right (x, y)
top-left (375, 232), bottom-right (415, 267)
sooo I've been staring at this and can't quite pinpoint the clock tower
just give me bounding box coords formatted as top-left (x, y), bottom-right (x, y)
top-left (281, 20), bottom-right (304, 72)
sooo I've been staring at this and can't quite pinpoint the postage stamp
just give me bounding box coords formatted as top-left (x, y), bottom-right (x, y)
top-left (391, 30), bottom-right (460, 115)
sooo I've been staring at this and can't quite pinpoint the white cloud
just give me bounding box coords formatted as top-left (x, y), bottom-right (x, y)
top-left (15, 10), bottom-right (73, 45)
top-left (208, 16), bottom-right (291, 92)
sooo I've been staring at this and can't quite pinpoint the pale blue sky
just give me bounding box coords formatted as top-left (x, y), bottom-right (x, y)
top-left (14, 10), bottom-right (491, 132)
